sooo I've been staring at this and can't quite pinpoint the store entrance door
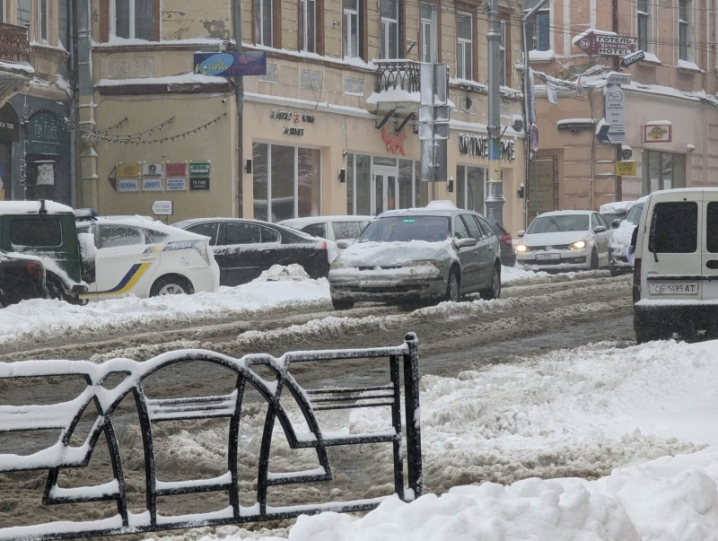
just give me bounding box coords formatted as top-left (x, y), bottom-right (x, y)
top-left (372, 166), bottom-right (398, 215)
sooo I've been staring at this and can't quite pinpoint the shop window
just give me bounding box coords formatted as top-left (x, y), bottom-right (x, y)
top-left (643, 150), bottom-right (686, 193)
top-left (456, 165), bottom-right (485, 213)
top-left (380, 0), bottom-right (400, 59)
top-left (253, 143), bottom-right (321, 222)
top-left (456, 10), bottom-right (473, 80)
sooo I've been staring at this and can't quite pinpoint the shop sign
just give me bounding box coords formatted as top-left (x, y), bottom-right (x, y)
top-left (557, 121), bottom-right (594, 133)
top-left (194, 51), bottom-right (267, 77)
top-left (118, 178), bottom-right (139, 192)
top-left (283, 126), bottom-right (305, 136)
top-left (142, 177), bottom-right (163, 191)
top-left (27, 112), bottom-right (67, 156)
top-left (166, 163), bottom-right (187, 176)
top-left (117, 163), bottom-right (140, 177)
top-left (151, 201), bottom-right (173, 216)
top-left (0, 104), bottom-right (19, 143)
top-left (142, 163), bottom-right (162, 176)
top-left (166, 177), bottom-right (187, 191)
top-left (35, 162), bottom-right (55, 186)
top-left (270, 110), bottom-right (317, 123)
top-left (189, 162), bottom-right (210, 176)
top-left (616, 161), bottom-right (637, 176)
top-left (457, 134), bottom-right (516, 161)
top-left (190, 178), bottom-right (210, 190)
top-left (643, 123), bottom-right (672, 142)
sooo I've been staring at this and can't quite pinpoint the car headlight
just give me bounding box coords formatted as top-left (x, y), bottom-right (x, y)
top-left (514, 244), bottom-right (528, 253)
top-left (569, 240), bottom-right (587, 250)
top-left (410, 259), bottom-right (444, 269)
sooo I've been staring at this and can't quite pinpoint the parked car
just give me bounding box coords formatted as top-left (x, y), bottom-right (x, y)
top-left (328, 201), bottom-right (502, 310)
top-left (0, 250), bottom-right (49, 308)
top-left (486, 218), bottom-right (515, 267)
top-left (75, 217), bottom-right (219, 300)
top-left (278, 215), bottom-right (374, 245)
top-left (172, 218), bottom-right (334, 286)
top-left (632, 188), bottom-right (718, 342)
top-left (599, 200), bottom-right (636, 225)
top-left (608, 199), bottom-right (646, 276)
top-left (0, 200), bottom-right (89, 303)
top-left (514, 210), bottom-right (612, 271)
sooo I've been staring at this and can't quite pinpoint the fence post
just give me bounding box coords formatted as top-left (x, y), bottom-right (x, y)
top-left (402, 332), bottom-right (422, 498)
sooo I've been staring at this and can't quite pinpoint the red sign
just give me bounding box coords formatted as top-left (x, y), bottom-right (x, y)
top-left (575, 31), bottom-right (636, 57)
top-left (166, 162), bottom-right (186, 176)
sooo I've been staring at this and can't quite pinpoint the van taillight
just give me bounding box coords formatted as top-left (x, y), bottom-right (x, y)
top-left (25, 261), bottom-right (45, 282)
top-left (632, 258), bottom-right (641, 303)
top-left (502, 234), bottom-right (511, 245)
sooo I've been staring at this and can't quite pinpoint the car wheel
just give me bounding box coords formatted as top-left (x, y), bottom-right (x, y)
top-left (481, 263), bottom-right (502, 300)
top-left (445, 268), bottom-right (460, 302)
top-left (46, 272), bottom-right (69, 302)
top-left (610, 265), bottom-right (621, 277)
top-left (590, 248), bottom-right (599, 270)
top-left (332, 298), bottom-right (354, 310)
top-left (150, 275), bottom-right (194, 297)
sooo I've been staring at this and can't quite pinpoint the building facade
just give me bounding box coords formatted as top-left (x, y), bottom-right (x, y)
top-left (526, 0), bottom-right (718, 223)
top-left (73, 0), bottom-right (527, 233)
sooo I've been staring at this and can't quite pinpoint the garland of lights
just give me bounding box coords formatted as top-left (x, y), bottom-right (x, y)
top-left (93, 117), bottom-right (129, 134)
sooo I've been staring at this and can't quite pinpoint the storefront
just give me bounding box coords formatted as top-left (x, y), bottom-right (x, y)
top-left (0, 103), bottom-right (19, 201)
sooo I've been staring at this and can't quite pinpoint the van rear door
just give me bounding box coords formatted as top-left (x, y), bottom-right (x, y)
top-left (701, 191), bottom-right (718, 300)
top-left (642, 192), bottom-right (701, 300)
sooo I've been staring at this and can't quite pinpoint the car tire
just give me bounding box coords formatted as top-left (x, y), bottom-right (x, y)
top-left (590, 248), bottom-right (599, 270)
top-left (45, 272), bottom-right (73, 303)
top-left (331, 298), bottom-right (354, 310)
top-left (445, 268), bottom-right (460, 302)
top-left (150, 275), bottom-right (194, 297)
top-left (610, 265), bottom-right (621, 277)
top-left (480, 263), bottom-right (502, 300)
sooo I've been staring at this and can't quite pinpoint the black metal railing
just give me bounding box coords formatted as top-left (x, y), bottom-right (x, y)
top-left (0, 333), bottom-right (422, 541)
top-left (374, 60), bottom-right (422, 94)
top-left (0, 23), bottom-right (30, 64)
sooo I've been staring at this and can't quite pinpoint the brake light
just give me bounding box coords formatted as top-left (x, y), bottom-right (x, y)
top-left (632, 258), bottom-right (641, 303)
top-left (25, 260), bottom-right (45, 282)
top-left (196, 241), bottom-right (211, 265)
top-left (502, 233), bottom-right (512, 245)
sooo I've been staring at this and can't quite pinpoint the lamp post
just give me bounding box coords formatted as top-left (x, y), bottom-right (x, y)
top-left (484, 0), bottom-right (504, 224)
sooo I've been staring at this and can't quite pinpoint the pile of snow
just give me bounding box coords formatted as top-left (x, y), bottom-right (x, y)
top-left (254, 264), bottom-right (311, 282)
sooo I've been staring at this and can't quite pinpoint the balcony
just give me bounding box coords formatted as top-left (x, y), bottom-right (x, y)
top-left (367, 60), bottom-right (422, 119)
top-left (0, 23), bottom-right (30, 65)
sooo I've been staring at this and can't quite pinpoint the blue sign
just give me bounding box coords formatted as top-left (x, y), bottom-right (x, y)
top-left (596, 122), bottom-right (625, 145)
top-left (194, 52), bottom-right (267, 77)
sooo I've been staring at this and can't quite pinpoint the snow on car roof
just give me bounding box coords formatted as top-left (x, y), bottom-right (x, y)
top-left (89, 217), bottom-right (210, 241)
top-left (534, 210), bottom-right (595, 217)
top-left (0, 200), bottom-right (74, 215)
top-left (599, 201), bottom-right (637, 214)
top-left (279, 215), bottom-right (375, 227)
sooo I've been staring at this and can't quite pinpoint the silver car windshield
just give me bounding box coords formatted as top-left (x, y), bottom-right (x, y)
top-left (359, 216), bottom-right (450, 243)
top-left (528, 215), bottom-right (589, 234)
top-left (625, 204), bottom-right (644, 225)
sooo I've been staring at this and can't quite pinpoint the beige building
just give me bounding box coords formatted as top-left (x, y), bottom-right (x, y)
top-left (526, 0), bottom-right (718, 224)
top-left (76, 0), bottom-right (527, 234)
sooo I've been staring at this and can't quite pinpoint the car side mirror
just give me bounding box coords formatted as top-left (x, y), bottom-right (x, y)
top-left (612, 219), bottom-right (621, 229)
top-left (593, 225), bottom-right (607, 233)
top-left (337, 240), bottom-right (351, 249)
top-left (454, 237), bottom-right (478, 248)
top-left (517, 230), bottom-right (525, 237)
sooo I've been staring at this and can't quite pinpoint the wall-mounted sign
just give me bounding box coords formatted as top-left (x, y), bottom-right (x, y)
top-left (117, 163), bottom-right (140, 177)
top-left (0, 103), bottom-right (19, 143)
top-left (166, 163), bottom-right (187, 176)
top-left (190, 178), bottom-right (210, 190)
top-left (283, 127), bottom-right (305, 136)
top-left (557, 120), bottom-right (594, 133)
top-left (27, 112), bottom-right (68, 156)
top-left (189, 162), bottom-right (210, 176)
top-left (270, 110), bottom-right (317, 123)
top-left (616, 161), bottom-right (637, 176)
top-left (151, 201), bottom-right (173, 216)
top-left (193, 51), bottom-right (267, 77)
top-left (166, 177), bottom-right (187, 191)
top-left (35, 162), bottom-right (55, 186)
top-left (118, 178), bottom-right (139, 192)
top-left (643, 123), bottom-right (672, 142)
top-left (457, 134), bottom-right (516, 161)
top-left (142, 163), bottom-right (162, 176)
top-left (142, 177), bottom-right (163, 191)
top-left (621, 50), bottom-right (645, 67)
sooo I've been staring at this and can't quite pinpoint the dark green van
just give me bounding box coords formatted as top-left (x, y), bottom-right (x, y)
top-left (0, 200), bottom-right (89, 303)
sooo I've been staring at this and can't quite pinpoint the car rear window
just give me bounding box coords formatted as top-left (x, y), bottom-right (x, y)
top-left (10, 219), bottom-right (62, 247)
top-left (360, 216), bottom-right (450, 243)
top-left (332, 221), bottom-right (362, 240)
top-left (302, 223), bottom-right (327, 238)
top-left (648, 201), bottom-right (697, 253)
top-left (706, 203), bottom-right (718, 253)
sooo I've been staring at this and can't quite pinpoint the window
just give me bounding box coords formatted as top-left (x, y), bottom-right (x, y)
top-left (254, 0), bottom-right (276, 46)
top-left (112, 0), bottom-right (155, 40)
top-left (380, 0), bottom-right (399, 59)
top-left (637, 0), bottom-right (649, 52)
top-left (332, 221), bottom-right (363, 240)
top-left (299, 0), bottom-right (316, 52)
top-left (456, 165), bottom-right (485, 213)
top-left (253, 143), bottom-right (321, 222)
top-left (643, 150), bottom-right (686, 193)
top-left (18, 0), bottom-right (31, 27)
top-left (98, 225), bottom-right (143, 248)
top-left (343, 0), bottom-right (361, 58)
top-left (453, 215), bottom-right (470, 239)
top-left (35, 0), bottom-right (48, 42)
top-left (456, 11), bottom-right (473, 80)
top-left (186, 223), bottom-right (220, 246)
top-left (0, 1), bottom-right (3, 22)
top-left (499, 20), bottom-right (507, 86)
top-left (648, 202), bottom-right (697, 254)
top-left (679, 0), bottom-right (690, 60)
top-left (462, 215), bottom-right (483, 240)
top-left (421, 2), bottom-right (438, 63)
top-left (706, 203), bottom-right (718, 253)
top-left (225, 223), bottom-right (261, 244)
top-left (302, 223), bottom-right (327, 238)
top-left (527, 9), bottom-right (549, 51)
top-left (9, 219), bottom-right (62, 247)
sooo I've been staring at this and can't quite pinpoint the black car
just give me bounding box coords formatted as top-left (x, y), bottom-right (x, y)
top-left (0, 250), bottom-right (49, 308)
top-left (486, 219), bottom-right (516, 267)
top-left (172, 218), bottom-right (332, 286)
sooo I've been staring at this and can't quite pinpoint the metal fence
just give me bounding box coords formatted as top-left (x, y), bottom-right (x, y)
top-left (0, 333), bottom-right (422, 541)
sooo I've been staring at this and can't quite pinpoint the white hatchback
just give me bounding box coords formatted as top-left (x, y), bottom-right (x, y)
top-left (76, 217), bottom-right (219, 301)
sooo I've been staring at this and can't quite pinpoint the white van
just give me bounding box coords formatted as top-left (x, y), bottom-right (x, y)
top-left (633, 188), bottom-right (718, 342)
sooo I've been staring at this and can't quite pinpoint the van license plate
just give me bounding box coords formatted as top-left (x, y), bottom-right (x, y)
top-left (535, 253), bottom-right (560, 261)
top-left (649, 283), bottom-right (698, 295)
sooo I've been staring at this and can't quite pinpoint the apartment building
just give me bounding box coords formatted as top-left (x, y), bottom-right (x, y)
top-left (75, 0), bottom-right (527, 232)
top-left (525, 0), bottom-right (718, 219)
top-left (0, 0), bottom-right (71, 203)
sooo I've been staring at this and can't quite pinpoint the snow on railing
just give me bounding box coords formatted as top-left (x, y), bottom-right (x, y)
top-left (0, 333), bottom-right (422, 541)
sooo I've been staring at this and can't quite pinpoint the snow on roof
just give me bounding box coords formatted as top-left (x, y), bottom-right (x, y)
top-left (571, 28), bottom-right (616, 46)
top-left (599, 201), bottom-right (638, 214)
top-left (644, 120), bottom-right (672, 126)
top-left (96, 72), bottom-right (228, 87)
top-left (279, 215), bottom-right (375, 227)
top-left (0, 60), bottom-right (34, 74)
top-left (0, 200), bottom-right (74, 215)
top-left (557, 118), bottom-right (595, 126)
top-left (529, 49), bottom-right (555, 62)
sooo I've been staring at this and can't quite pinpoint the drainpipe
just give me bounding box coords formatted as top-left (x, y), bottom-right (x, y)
top-left (69, 0), bottom-right (78, 207)
top-left (233, 0), bottom-right (244, 217)
top-left (77, 0), bottom-right (98, 209)
top-left (612, 0), bottom-right (621, 201)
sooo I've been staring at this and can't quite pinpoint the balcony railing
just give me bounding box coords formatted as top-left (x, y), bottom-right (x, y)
top-left (374, 60), bottom-right (421, 94)
top-left (0, 23), bottom-right (30, 64)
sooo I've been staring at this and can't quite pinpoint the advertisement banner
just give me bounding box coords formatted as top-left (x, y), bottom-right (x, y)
top-left (194, 52), bottom-right (267, 77)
